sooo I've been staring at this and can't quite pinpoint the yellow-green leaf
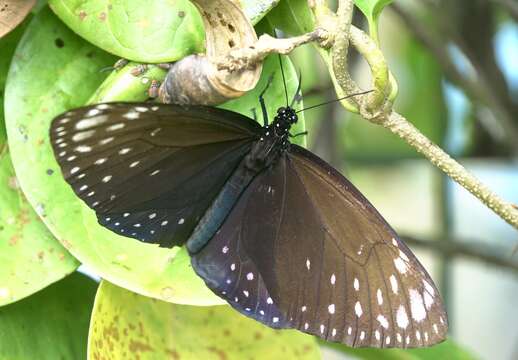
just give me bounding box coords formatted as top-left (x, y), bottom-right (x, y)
top-left (88, 280), bottom-right (320, 360)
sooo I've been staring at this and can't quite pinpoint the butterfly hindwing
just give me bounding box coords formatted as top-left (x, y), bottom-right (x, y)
top-left (50, 103), bottom-right (261, 247)
top-left (191, 144), bottom-right (447, 348)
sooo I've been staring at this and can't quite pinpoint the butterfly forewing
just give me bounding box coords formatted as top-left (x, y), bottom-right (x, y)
top-left (191, 144), bottom-right (447, 348)
top-left (50, 103), bottom-right (261, 247)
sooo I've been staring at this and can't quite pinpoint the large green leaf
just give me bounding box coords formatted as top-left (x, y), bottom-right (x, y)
top-left (0, 272), bottom-right (97, 360)
top-left (88, 280), bottom-right (320, 360)
top-left (48, 0), bottom-right (282, 63)
top-left (5, 6), bottom-right (220, 305)
top-left (5, 6), bottom-right (306, 306)
top-left (48, 0), bottom-right (205, 63)
top-left (0, 15), bottom-right (78, 307)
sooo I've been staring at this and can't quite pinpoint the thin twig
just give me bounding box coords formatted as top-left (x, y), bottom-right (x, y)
top-left (215, 30), bottom-right (330, 71)
top-left (391, 3), bottom-right (518, 155)
top-left (384, 111), bottom-right (518, 230)
top-left (402, 235), bottom-right (518, 275)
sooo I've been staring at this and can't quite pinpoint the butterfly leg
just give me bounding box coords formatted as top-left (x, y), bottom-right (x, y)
top-left (148, 80), bottom-right (161, 98)
top-left (289, 131), bottom-right (308, 138)
top-left (99, 58), bottom-right (129, 73)
top-left (259, 74), bottom-right (274, 126)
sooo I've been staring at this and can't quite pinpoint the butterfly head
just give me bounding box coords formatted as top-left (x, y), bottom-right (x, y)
top-left (273, 106), bottom-right (298, 130)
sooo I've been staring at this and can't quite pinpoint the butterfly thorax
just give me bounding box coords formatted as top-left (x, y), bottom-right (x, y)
top-left (186, 107), bottom-right (298, 253)
top-left (245, 106), bottom-right (298, 172)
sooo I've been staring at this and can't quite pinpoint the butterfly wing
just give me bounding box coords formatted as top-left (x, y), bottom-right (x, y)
top-left (191, 144), bottom-right (447, 348)
top-left (50, 103), bottom-right (261, 248)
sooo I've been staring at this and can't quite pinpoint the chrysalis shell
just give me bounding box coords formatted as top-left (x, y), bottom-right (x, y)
top-left (0, 0), bottom-right (36, 38)
top-left (159, 0), bottom-right (262, 106)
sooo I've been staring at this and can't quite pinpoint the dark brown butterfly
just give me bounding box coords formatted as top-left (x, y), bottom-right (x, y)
top-left (49, 94), bottom-right (447, 348)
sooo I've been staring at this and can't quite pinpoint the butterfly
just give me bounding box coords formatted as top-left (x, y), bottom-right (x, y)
top-left (49, 82), bottom-right (448, 348)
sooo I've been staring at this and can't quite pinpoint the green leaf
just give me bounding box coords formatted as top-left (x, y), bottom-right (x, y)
top-left (48, 0), bottom-right (205, 63)
top-left (5, 6), bottom-right (222, 305)
top-left (340, 19), bottom-right (447, 160)
top-left (0, 272), bottom-right (97, 360)
top-left (267, 0), bottom-right (315, 36)
top-left (89, 280), bottom-right (320, 360)
top-left (0, 14), bottom-right (78, 307)
top-left (320, 338), bottom-right (477, 360)
top-left (354, 0), bottom-right (394, 24)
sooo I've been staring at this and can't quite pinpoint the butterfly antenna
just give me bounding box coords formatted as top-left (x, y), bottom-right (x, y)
top-left (295, 90), bottom-right (374, 113)
top-left (278, 54), bottom-right (289, 107)
top-left (290, 69), bottom-right (303, 108)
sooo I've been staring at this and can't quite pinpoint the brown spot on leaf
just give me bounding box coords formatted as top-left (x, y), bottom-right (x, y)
top-left (207, 347), bottom-right (227, 360)
top-left (8, 176), bottom-right (19, 189)
top-left (98, 12), bottom-right (106, 21)
top-left (129, 340), bottom-right (153, 353)
top-left (38, 251), bottom-right (45, 260)
top-left (62, 240), bottom-right (72, 249)
top-left (165, 348), bottom-right (180, 359)
top-left (254, 332), bottom-right (263, 340)
top-left (79, 10), bottom-right (87, 21)
top-left (228, 24), bottom-right (235, 32)
top-left (228, 39), bottom-right (235, 48)
top-left (9, 235), bottom-right (20, 246)
top-left (178, 10), bottom-right (185, 18)
top-left (223, 329), bottom-right (231, 337)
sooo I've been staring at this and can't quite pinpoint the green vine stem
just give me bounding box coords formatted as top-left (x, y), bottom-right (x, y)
top-left (315, 0), bottom-right (518, 231)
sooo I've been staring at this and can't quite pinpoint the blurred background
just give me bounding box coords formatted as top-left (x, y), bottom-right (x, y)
top-left (291, 1), bottom-right (518, 359)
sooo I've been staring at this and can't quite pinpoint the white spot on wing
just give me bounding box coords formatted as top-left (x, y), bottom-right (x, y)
top-left (76, 115), bottom-right (107, 129)
top-left (102, 175), bottom-right (112, 183)
top-left (328, 304), bottom-right (335, 314)
top-left (354, 301), bottom-right (363, 317)
top-left (377, 288), bottom-right (383, 305)
top-left (123, 111), bottom-right (140, 120)
top-left (396, 305), bottom-right (409, 329)
top-left (423, 279), bottom-right (435, 296)
top-left (394, 257), bottom-right (408, 274)
top-left (75, 145), bottom-right (92, 153)
top-left (266, 297), bottom-right (273, 304)
top-left (306, 258), bottom-right (310, 270)
top-left (330, 274), bottom-right (336, 285)
top-left (377, 314), bottom-right (389, 329)
top-left (353, 277), bottom-right (359, 291)
top-left (246, 272), bottom-right (254, 280)
top-left (86, 108), bottom-right (101, 117)
top-left (424, 291), bottom-right (434, 310)
top-left (409, 288), bottom-right (426, 322)
top-left (390, 274), bottom-right (398, 294)
top-left (72, 130), bottom-right (95, 142)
